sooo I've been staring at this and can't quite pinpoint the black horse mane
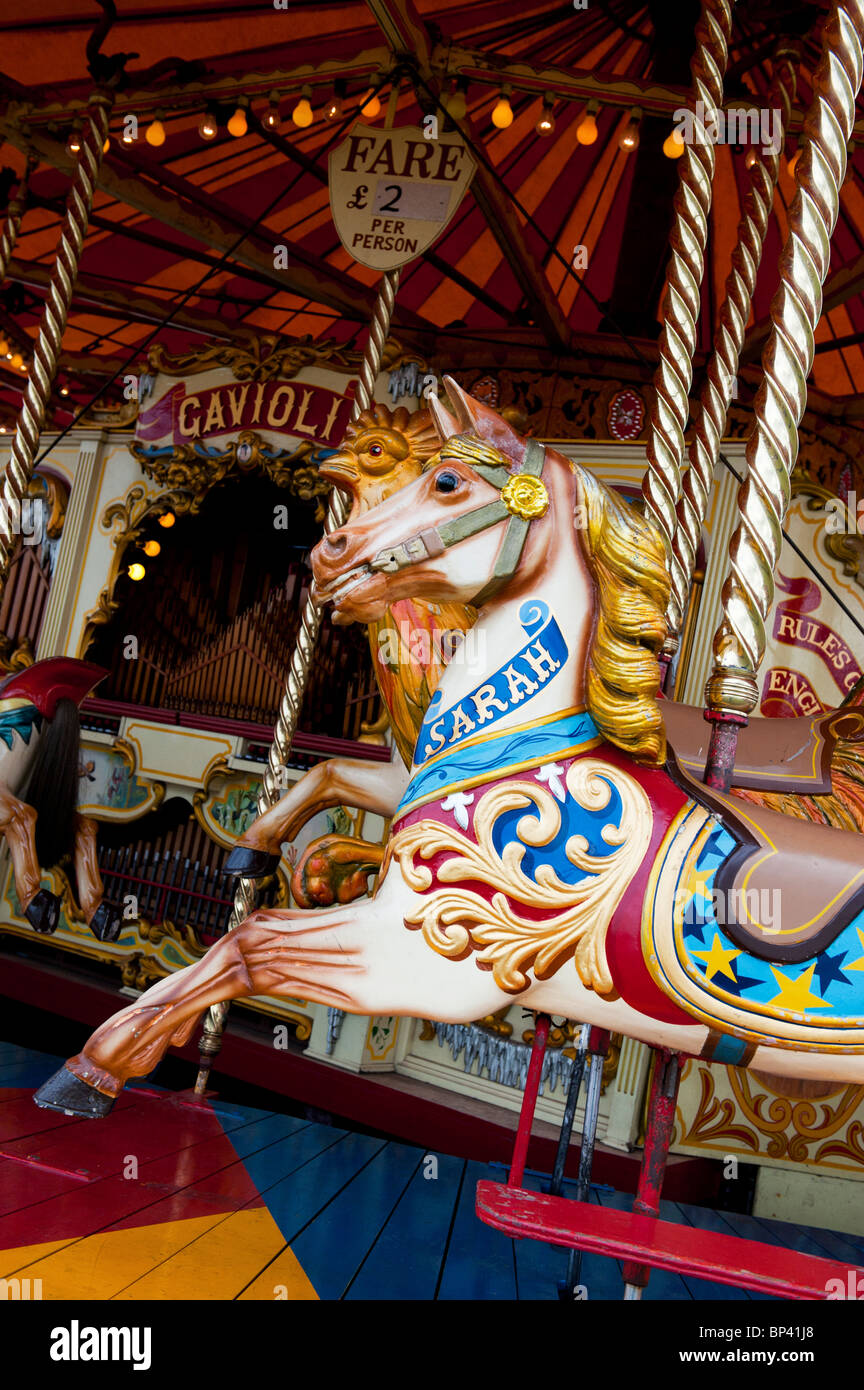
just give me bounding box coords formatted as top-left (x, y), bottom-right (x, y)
top-left (24, 697), bottom-right (80, 868)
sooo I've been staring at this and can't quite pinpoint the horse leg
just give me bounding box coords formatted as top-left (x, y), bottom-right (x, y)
top-left (35, 870), bottom-right (513, 1116)
top-left (0, 786), bottom-right (60, 934)
top-left (73, 813), bottom-right (122, 944)
top-left (226, 754), bottom-right (408, 877)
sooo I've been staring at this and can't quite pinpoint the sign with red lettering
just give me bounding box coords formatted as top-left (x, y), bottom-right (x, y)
top-left (329, 124), bottom-right (476, 270)
top-left (759, 490), bottom-right (864, 716)
top-left (135, 367), bottom-right (356, 455)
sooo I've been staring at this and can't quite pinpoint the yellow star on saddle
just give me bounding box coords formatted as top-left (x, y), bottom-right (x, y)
top-left (689, 865), bottom-right (715, 910)
top-left (767, 962), bottom-right (831, 1013)
top-left (691, 933), bottom-right (741, 983)
top-left (843, 928), bottom-right (864, 973)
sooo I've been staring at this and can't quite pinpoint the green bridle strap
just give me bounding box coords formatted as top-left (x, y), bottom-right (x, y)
top-left (367, 437), bottom-right (547, 607)
top-left (470, 439), bottom-right (546, 607)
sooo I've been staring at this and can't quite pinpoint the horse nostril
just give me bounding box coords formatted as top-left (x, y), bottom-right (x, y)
top-left (326, 532), bottom-right (348, 556)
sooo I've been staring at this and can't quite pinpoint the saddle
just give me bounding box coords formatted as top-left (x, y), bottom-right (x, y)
top-left (671, 756), bottom-right (864, 964)
top-left (664, 698), bottom-right (864, 795)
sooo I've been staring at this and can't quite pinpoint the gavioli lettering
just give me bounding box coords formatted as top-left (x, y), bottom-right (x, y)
top-left (137, 378), bottom-right (352, 447)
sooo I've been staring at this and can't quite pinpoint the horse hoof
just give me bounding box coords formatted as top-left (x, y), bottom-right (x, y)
top-left (24, 889), bottom-right (61, 935)
top-left (223, 847), bottom-right (281, 878)
top-left (89, 901), bottom-right (123, 943)
top-left (33, 1067), bottom-right (115, 1119)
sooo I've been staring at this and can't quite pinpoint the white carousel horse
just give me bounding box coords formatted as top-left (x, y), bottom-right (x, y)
top-left (34, 382), bottom-right (864, 1117)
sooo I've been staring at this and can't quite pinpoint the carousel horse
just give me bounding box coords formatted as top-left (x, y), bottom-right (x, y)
top-left (34, 381), bottom-right (864, 1119)
top-left (0, 657), bottom-right (122, 942)
top-left (228, 396), bottom-right (864, 909)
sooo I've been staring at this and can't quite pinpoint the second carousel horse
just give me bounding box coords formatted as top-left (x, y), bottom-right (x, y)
top-left (0, 657), bottom-right (123, 941)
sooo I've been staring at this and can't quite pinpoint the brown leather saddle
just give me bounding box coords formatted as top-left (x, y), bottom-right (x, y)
top-left (670, 756), bottom-right (864, 964)
top-left (664, 698), bottom-right (864, 795)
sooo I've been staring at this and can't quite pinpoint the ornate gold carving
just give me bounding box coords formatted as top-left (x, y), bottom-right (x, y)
top-left (792, 478), bottom-right (864, 592)
top-left (0, 635), bottom-right (34, 673)
top-left (147, 334), bottom-right (362, 382)
top-left (678, 1059), bottom-right (864, 1170)
top-left (131, 431), bottom-right (330, 513)
top-left (390, 761), bottom-right (652, 995)
top-left (501, 473), bottom-right (549, 519)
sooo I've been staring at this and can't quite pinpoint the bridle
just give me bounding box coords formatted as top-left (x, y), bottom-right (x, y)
top-left (367, 435), bottom-right (548, 607)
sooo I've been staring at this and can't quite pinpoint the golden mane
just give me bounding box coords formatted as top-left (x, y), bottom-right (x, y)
top-left (572, 461), bottom-right (669, 765)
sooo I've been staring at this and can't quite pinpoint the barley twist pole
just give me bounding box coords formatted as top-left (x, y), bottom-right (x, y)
top-left (641, 0), bottom-right (733, 645)
top-left (670, 46), bottom-right (798, 644)
top-left (194, 267), bottom-right (401, 1091)
top-left (704, 0), bottom-right (864, 789)
top-left (0, 93), bottom-right (113, 594)
top-left (0, 154), bottom-right (37, 284)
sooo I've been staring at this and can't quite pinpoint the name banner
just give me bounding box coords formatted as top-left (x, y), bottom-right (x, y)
top-left (415, 600), bottom-right (568, 767)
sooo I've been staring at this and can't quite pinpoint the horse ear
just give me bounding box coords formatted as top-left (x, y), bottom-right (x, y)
top-left (442, 376), bottom-right (527, 462)
top-left (427, 392), bottom-right (459, 442)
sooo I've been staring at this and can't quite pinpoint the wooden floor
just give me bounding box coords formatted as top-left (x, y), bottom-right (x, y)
top-left (1, 1041), bottom-right (862, 1300)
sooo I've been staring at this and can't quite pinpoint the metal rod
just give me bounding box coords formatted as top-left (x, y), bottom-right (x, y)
top-left (193, 266), bottom-right (402, 1094)
top-left (562, 1029), bottom-right (609, 1298)
top-left (0, 155), bottom-right (36, 286)
top-left (704, 0), bottom-right (864, 787)
top-left (549, 1022), bottom-right (590, 1198)
top-left (0, 91), bottom-right (112, 598)
top-left (669, 43), bottom-right (798, 644)
top-left (508, 1012), bottom-right (550, 1190)
top-left (621, 1049), bottom-right (682, 1297)
top-left (642, 0), bottom-right (733, 645)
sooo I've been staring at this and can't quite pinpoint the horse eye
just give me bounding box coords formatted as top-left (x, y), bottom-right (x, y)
top-left (368, 443), bottom-right (383, 457)
top-left (435, 471), bottom-right (461, 493)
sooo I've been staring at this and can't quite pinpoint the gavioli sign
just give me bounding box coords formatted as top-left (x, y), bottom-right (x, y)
top-left (136, 375), bottom-right (354, 449)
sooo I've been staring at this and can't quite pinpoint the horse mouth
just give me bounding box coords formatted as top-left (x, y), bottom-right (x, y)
top-left (316, 563), bottom-right (373, 608)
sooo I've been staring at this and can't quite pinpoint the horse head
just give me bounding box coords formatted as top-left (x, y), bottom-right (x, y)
top-left (312, 378), bottom-right (671, 765)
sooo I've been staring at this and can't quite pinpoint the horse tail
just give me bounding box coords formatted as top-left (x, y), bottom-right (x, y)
top-left (24, 696), bottom-right (80, 867)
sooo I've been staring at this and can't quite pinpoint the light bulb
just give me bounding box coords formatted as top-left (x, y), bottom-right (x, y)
top-left (745, 147), bottom-right (759, 169)
top-left (102, 136), bottom-right (110, 153)
top-left (128, 563), bottom-right (146, 581)
top-left (262, 94), bottom-right (281, 131)
top-left (199, 111), bottom-right (218, 141)
top-left (361, 90), bottom-right (381, 119)
top-left (121, 123), bottom-right (135, 145)
top-left (576, 109), bottom-right (599, 145)
top-left (10, 353), bottom-right (23, 369)
top-left (292, 96), bottom-right (313, 128)
top-left (324, 94), bottom-right (343, 121)
top-left (146, 118), bottom-right (166, 147)
top-left (619, 119), bottom-right (640, 151)
top-left (228, 106), bottom-right (248, 137)
top-left (445, 85), bottom-right (467, 120)
top-left (60, 386), bottom-right (69, 396)
top-left (536, 102), bottom-right (555, 137)
top-left (158, 512), bottom-right (176, 529)
top-left (143, 539), bottom-right (161, 557)
top-left (0, 339), bottom-right (7, 356)
top-left (492, 92), bottom-right (514, 129)
top-left (788, 146), bottom-right (802, 177)
top-left (66, 127), bottom-right (82, 156)
top-left (663, 130), bottom-right (685, 159)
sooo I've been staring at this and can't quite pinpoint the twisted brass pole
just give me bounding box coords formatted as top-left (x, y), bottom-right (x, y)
top-left (0, 93), bottom-right (112, 596)
top-left (642, 0), bottom-right (734, 644)
top-left (0, 154), bottom-right (37, 284)
top-left (704, 0), bottom-right (864, 788)
top-left (670, 46), bottom-right (798, 641)
top-left (194, 267), bottom-right (401, 1092)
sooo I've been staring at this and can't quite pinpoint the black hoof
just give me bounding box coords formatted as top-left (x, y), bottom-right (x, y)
top-left (89, 901), bottom-right (123, 943)
top-left (223, 846), bottom-right (281, 878)
top-left (25, 888), bottom-right (61, 935)
top-left (33, 1067), bottom-right (116, 1119)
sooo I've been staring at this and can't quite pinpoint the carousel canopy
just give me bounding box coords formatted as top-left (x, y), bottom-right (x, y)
top-left (0, 0), bottom-right (861, 431)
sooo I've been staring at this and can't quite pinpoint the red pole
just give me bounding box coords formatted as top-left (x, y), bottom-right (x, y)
top-left (703, 710), bottom-right (747, 791)
top-left (621, 1049), bottom-right (682, 1296)
top-left (508, 1013), bottom-right (551, 1189)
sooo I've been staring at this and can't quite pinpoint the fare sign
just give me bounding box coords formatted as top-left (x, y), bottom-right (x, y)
top-left (329, 124), bottom-right (476, 270)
